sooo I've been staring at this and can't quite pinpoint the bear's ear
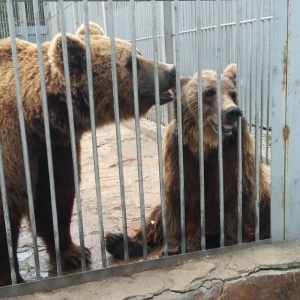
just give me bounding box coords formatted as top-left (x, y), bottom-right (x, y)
top-left (76, 22), bottom-right (105, 37)
top-left (222, 63), bottom-right (237, 87)
top-left (48, 33), bottom-right (86, 77)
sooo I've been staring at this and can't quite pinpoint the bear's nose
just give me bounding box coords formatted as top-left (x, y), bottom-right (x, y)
top-left (225, 106), bottom-right (242, 122)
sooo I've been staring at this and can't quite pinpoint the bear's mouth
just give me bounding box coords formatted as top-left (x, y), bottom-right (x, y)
top-left (159, 91), bottom-right (174, 105)
top-left (211, 121), bottom-right (235, 136)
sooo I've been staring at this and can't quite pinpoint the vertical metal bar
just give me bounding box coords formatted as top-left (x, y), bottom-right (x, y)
top-left (249, 0), bottom-right (254, 133)
top-left (215, 0), bottom-right (225, 247)
top-left (243, 4), bottom-right (250, 120)
top-left (271, 0), bottom-right (286, 242)
top-left (42, 2), bottom-right (50, 41)
top-left (202, 1), bottom-right (206, 69)
top-left (18, 2), bottom-right (28, 41)
top-left (32, 0), bottom-right (61, 277)
top-left (173, 0), bottom-right (186, 254)
top-left (82, 0), bottom-right (107, 267)
top-left (57, 0), bottom-right (87, 271)
top-left (222, 1), bottom-right (226, 69)
top-left (106, 0), bottom-right (129, 263)
top-left (209, 1), bottom-right (213, 69)
top-left (254, 0), bottom-right (262, 242)
top-left (240, 2), bottom-right (246, 115)
top-left (284, 0), bottom-right (300, 240)
top-left (260, 19), bottom-right (265, 161)
top-left (196, 0), bottom-right (205, 251)
top-left (73, 2), bottom-right (79, 32)
top-left (150, 0), bottom-right (168, 257)
top-left (129, 0), bottom-right (148, 261)
top-left (104, 2), bottom-right (109, 36)
top-left (265, 1), bottom-right (273, 165)
top-left (261, 18), bottom-right (268, 161)
top-left (6, 0), bottom-right (41, 279)
top-left (0, 138), bottom-right (17, 285)
top-left (235, 0), bottom-right (243, 245)
top-left (162, 1), bottom-right (174, 124)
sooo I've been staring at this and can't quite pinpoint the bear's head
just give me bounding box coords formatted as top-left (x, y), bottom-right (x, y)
top-left (47, 23), bottom-right (176, 128)
top-left (176, 64), bottom-right (242, 150)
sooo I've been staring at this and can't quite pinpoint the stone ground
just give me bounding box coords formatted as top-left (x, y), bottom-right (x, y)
top-left (4, 118), bottom-right (279, 300)
top-left (17, 120), bottom-right (165, 280)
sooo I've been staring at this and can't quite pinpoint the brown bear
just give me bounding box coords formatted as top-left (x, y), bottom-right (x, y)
top-left (105, 64), bottom-right (270, 258)
top-left (0, 23), bottom-right (176, 286)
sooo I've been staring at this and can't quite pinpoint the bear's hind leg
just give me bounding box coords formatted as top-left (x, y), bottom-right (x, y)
top-left (35, 145), bottom-right (91, 271)
top-left (106, 205), bottom-right (163, 259)
top-left (0, 211), bottom-right (24, 286)
top-left (105, 232), bottom-right (145, 259)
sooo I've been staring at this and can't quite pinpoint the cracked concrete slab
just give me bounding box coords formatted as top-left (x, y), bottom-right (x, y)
top-left (7, 240), bottom-right (300, 300)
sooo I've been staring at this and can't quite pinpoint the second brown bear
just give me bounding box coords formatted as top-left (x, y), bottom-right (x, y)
top-left (106, 64), bottom-right (271, 258)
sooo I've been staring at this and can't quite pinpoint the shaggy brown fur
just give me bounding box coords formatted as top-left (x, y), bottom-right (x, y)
top-left (105, 64), bottom-right (270, 258)
top-left (0, 23), bottom-right (176, 286)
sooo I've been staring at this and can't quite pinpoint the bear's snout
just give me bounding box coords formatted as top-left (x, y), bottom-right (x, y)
top-left (225, 106), bottom-right (242, 123)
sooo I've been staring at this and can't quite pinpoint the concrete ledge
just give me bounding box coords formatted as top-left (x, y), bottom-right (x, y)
top-left (8, 240), bottom-right (300, 300)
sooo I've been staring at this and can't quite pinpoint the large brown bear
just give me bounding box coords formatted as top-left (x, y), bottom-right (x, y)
top-left (105, 64), bottom-right (270, 258)
top-left (0, 23), bottom-right (176, 286)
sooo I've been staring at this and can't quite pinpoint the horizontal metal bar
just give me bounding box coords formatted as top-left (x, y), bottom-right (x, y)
top-left (0, 239), bottom-right (271, 298)
top-left (125, 17), bottom-right (274, 43)
top-left (170, 16), bottom-right (273, 35)
top-left (0, 0), bottom-right (239, 2)
top-left (135, 35), bottom-right (162, 42)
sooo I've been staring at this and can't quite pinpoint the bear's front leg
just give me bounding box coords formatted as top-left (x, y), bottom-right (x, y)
top-left (34, 144), bottom-right (91, 271)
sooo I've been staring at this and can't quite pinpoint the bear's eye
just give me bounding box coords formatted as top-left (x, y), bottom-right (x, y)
top-left (203, 88), bottom-right (216, 98)
top-left (229, 91), bottom-right (237, 101)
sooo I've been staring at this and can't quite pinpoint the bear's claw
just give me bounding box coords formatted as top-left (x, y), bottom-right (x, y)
top-left (61, 247), bottom-right (92, 270)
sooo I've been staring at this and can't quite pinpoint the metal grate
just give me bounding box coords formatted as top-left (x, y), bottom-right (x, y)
top-left (1, 0), bottom-right (299, 298)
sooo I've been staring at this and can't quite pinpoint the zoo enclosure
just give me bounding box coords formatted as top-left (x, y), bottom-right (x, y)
top-left (0, 0), bottom-right (299, 297)
top-left (1, 0), bottom-right (272, 131)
